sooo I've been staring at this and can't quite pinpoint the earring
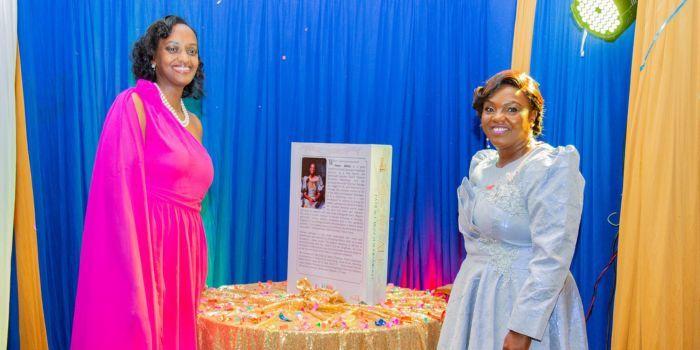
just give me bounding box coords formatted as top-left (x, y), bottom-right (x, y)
top-left (486, 138), bottom-right (491, 149)
top-left (151, 63), bottom-right (156, 70)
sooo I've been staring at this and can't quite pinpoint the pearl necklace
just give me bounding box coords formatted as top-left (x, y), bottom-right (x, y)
top-left (154, 83), bottom-right (190, 127)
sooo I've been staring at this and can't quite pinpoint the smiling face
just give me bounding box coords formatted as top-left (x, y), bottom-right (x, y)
top-left (309, 163), bottom-right (316, 176)
top-left (152, 23), bottom-right (199, 89)
top-left (480, 85), bottom-right (535, 151)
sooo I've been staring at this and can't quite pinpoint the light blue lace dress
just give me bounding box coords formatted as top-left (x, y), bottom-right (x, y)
top-left (438, 143), bottom-right (588, 349)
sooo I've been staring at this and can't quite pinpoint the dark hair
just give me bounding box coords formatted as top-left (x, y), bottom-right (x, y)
top-left (472, 70), bottom-right (544, 137)
top-left (131, 15), bottom-right (204, 99)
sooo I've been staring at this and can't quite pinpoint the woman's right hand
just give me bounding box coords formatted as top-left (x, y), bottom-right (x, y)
top-left (502, 330), bottom-right (531, 350)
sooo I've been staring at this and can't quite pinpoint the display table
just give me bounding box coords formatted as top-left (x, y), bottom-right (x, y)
top-left (197, 279), bottom-right (448, 349)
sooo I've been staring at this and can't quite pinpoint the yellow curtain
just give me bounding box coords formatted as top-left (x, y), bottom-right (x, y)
top-left (14, 48), bottom-right (49, 350)
top-left (510, 0), bottom-right (538, 72)
top-left (612, 1), bottom-right (700, 349)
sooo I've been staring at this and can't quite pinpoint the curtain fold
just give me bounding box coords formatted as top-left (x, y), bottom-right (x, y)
top-left (1, 0), bottom-right (18, 348)
top-left (13, 49), bottom-right (50, 350)
top-left (612, 1), bottom-right (700, 348)
top-left (511, 0), bottom-right (538, 72)
top-left (528, 2), bottom-right (635, 349)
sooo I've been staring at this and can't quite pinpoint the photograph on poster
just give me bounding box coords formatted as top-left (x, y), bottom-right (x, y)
top-left (300, 157), bottom-right (326, 209)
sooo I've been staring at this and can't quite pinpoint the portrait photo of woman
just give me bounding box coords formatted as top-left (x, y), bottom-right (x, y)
top-left (301, 158), bottom-right (326, 209)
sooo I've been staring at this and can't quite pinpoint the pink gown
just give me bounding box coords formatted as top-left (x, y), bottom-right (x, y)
top-left (71, 79), bottom-right (214, 349)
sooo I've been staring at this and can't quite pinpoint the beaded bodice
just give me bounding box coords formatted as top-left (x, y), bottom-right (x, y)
top-left (458, 148), bottom-right (537, 276)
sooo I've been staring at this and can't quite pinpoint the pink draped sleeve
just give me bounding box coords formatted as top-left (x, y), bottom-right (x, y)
top-left (71, 89), bottom-right (162, 349)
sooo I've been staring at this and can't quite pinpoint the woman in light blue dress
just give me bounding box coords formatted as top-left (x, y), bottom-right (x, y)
top-left (301, 162), bottom-right (324, 208)
top-left (438, 70), bottom-right (588, 350)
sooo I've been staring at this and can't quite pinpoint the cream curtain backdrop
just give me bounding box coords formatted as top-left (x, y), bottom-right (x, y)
top-left (613, 0), bottom-right (700, 349)
top-left (14, 50), bottom-right (50, 349)
top-left (511, 0), bottom-right (537, 72)
top-left (0, 0), bottom-right (18, 348)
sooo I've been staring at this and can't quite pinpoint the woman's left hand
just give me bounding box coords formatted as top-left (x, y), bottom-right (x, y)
top-left (502, 330), bottom-right (532, 350)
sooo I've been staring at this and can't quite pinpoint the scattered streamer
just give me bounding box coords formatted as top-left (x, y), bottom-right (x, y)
top-left (639, 0), bottom-right (688, 71)
top-left (607, 212), bottom-right (619, 227)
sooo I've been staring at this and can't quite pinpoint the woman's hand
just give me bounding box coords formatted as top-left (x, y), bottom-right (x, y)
top-left (502, 330), bottom-right (532, 350)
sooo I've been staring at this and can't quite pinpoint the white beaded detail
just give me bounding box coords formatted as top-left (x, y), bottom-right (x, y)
top-left (481, 171), bottom-right (528, 217)
top-left (476, 236), bottom-right (520, 276)
top-left (154, 83), bottom-right (190, 127)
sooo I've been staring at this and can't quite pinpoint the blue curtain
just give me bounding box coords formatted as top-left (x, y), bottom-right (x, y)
top-left (529, 3), bottom-right (635, 350)
top-left (18, 0), bottom-right (516, 348)
top-left (202, 0), bottom-right (516, 287)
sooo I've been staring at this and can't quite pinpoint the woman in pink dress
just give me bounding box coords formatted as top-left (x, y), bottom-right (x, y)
top-left (71, 15), bottom-right (213, 349)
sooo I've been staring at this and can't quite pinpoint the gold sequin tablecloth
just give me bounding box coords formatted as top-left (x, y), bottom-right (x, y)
top-left (197, 280), bottom-right (448, 349)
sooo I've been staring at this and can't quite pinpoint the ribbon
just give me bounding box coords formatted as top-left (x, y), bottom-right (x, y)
top-left (639, 0), bottom-right (688, 71)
